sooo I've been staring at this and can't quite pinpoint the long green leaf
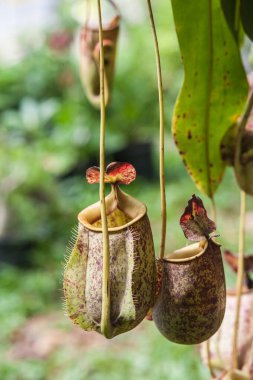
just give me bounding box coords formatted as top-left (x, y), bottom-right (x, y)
top-left (171, 0), bottom-right (248, 197)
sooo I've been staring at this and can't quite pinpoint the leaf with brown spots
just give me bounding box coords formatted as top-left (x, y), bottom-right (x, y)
top-left (86, 162), bottom-right (136, 185)
top-left (180, 195), bottom-right (216, 241)
top-left (171, 0), bottom-right (248, 197)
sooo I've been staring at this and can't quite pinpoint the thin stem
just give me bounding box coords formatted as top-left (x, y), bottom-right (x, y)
top-left (146, 0), bottom-right (167, 260)
top-left (205, 196), bottom-right (217, 379)
top-left (232, 190), bottom-right (246, 369)
top-left (97, 0), bottom-right (111, 338)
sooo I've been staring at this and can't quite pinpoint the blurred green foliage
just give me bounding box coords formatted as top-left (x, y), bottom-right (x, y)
top-left (0, 0), bottom-right (181, 245)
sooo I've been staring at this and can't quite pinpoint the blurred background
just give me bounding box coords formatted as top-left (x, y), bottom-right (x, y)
top-left (1, 1), bottom-right (253, 379)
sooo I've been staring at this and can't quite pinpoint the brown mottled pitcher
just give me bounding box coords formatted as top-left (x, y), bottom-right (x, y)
top-left (200, 289), bottom-right (253, 377)
top-left (153, 239), bottom-right (226, 344)
top-left (64, 185), bottom-right (156, 338)
top-left (80, 10), bottom-right (120, 108)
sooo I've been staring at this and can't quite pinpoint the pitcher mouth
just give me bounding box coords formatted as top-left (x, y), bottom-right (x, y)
top-left (78, 186), bottom-right (147, 232)
top-left (163, 239), bottom-right (220, 263)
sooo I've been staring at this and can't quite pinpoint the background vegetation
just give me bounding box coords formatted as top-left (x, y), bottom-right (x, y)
top-left (1, 0), bottom-right (253, 379)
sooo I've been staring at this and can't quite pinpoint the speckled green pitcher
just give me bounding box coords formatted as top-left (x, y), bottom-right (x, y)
top-left (64, 183), bottom-right (156, 338)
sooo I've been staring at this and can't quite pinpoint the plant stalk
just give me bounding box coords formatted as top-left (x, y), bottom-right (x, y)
top-left (232, 190), bottom-right (246, 369)
top-left (205, 196), bottom-right (217, 379)
top-left (97, 0), bottom-right (111, 338)
top-left (146, 0), bottom-right (167, 260)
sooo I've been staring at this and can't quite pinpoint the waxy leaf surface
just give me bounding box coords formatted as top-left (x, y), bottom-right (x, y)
top-left (180, 195), bottom-right (216, 241)
top-left (171, 0), bottom-right (248, 197)
top-left (86, 162), bottom-right (136, 185)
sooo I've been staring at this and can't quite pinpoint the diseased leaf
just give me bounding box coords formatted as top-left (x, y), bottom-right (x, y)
top-left (180, 194), bottom-right (216, 241)
top-left (171, 0), bottom-right (248, 197)
top-left (86, 162), bottom-right (136, 185)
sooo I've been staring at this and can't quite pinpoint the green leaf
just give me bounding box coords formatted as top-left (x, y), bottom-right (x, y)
top-left (171, 0), bottom-right (248, 197)
top-left (241, 0), bottom-right (253, 41)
